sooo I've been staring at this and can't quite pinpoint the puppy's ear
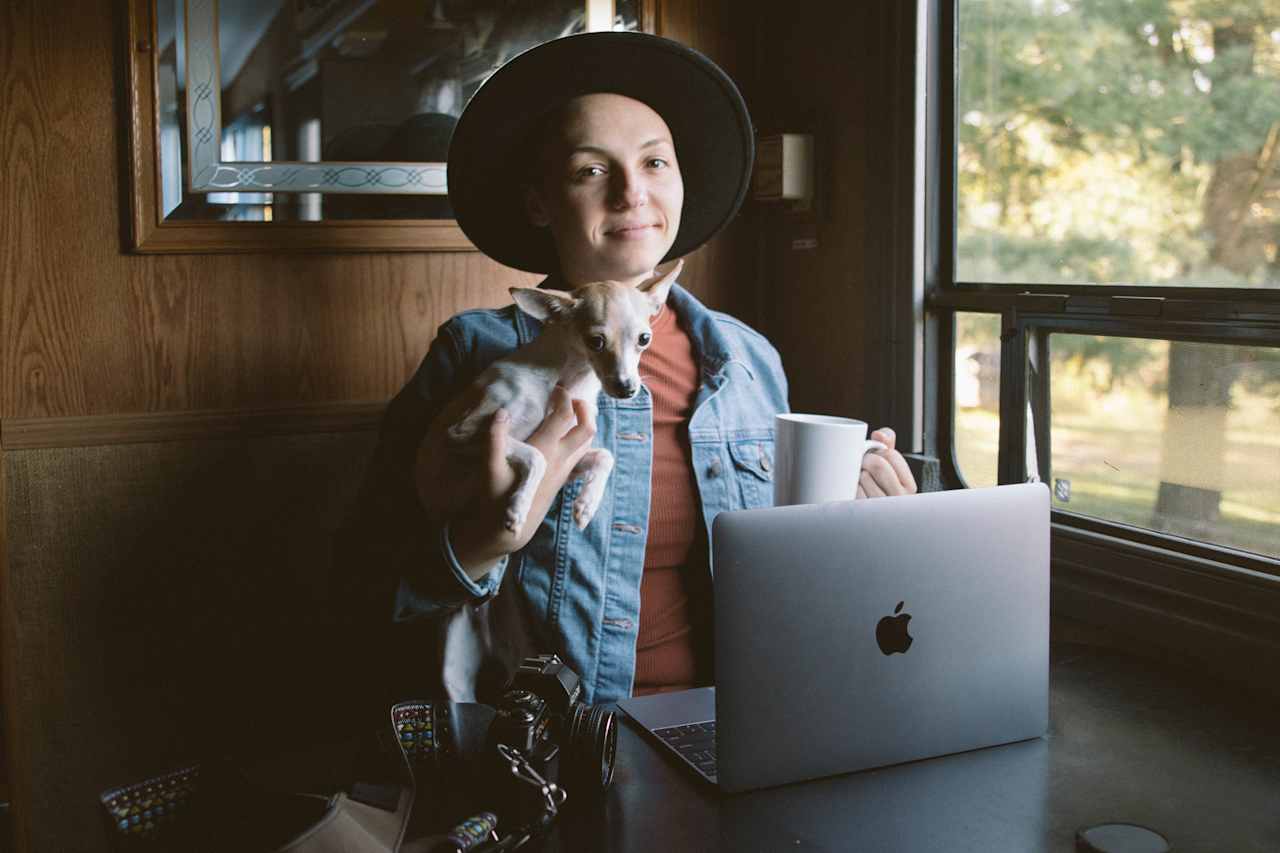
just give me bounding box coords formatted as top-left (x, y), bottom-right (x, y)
top-left (511, 288), bottom-right (578, 321)
top-left (637, 258), bottom-right (683, 316)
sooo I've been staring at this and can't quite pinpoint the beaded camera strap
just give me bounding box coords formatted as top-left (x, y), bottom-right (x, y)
top-left (390, 700), bottom-right (445, 780)
top-left (99, 763), bottom-right (200, 844)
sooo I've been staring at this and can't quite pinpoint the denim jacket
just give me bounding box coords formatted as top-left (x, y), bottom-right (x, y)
top-left (386, 282), bottom-right (789, 703)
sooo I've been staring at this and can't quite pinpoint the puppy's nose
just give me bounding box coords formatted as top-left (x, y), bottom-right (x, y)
top-left (610, 379), bottom-right (638, 398)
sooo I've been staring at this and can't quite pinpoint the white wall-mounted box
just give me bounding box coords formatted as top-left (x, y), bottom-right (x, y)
top-left (753, 133), bottom-right (814, 201)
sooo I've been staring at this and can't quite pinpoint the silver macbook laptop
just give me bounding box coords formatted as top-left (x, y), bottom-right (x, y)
top-left (617, 482), bottom-right (1049, 793)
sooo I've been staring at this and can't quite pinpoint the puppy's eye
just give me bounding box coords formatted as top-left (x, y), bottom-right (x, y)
top-left (638, 332), bottom-right (652, 347)
top-left (587, 334), bottom-right (607, 351)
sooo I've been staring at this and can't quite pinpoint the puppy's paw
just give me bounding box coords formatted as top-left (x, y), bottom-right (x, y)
top-left (504, 505), bottom-right (526, 536)
top-left (572, 497), bottom-right (600, 530)
top-left (447, 421), bottom-right (476, 443)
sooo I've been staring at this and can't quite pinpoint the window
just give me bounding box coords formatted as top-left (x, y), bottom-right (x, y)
top-left (956, 0), bottom-right (1280, 291)
top-left (953, 312), bottom-right (1001, 488)
top-left (925, 0), bottom-right (1280, 591)
top-left (1048, 334), bottom-right (1279, 560)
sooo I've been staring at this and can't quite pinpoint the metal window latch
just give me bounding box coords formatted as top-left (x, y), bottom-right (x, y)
top-left (1108, 296), bottom-right (1164, 317)
top-left (1015, 293), bottom-right (1069, 313)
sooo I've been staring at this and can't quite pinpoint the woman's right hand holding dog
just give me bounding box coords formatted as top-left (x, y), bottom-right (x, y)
top-left (415, 384), bottom-right (597, 581)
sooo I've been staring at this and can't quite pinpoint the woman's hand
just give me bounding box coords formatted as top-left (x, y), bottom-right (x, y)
top-left (415, 385), bottom-right (597, 578)
top-left (857, 427), bottom-right (918, 499)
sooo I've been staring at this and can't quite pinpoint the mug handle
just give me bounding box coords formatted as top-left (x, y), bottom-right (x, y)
top-left (864, 439), bottom-right (887, 455)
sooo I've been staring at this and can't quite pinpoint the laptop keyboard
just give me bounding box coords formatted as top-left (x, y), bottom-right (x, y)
top-left (653, 721), bottom-right (717, 782)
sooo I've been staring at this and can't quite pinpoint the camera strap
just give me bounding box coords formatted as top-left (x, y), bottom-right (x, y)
top-left (392, 702), bottom-right (566, 853)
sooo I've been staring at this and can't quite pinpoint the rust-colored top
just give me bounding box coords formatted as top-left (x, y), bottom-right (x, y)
top-left (632, 300), bottom-right (712, 695)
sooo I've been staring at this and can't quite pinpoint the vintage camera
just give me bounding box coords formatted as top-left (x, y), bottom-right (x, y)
top-left (395, 655), bottom-right (618, 839)
top-left (483, 654), bottom-right (618, 819)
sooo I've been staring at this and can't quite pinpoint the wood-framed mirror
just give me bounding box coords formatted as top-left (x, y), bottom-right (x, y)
top-left (125, 0), bottom-right (652, 253)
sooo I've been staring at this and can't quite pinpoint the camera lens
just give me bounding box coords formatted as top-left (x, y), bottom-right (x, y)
top-left (565, 704), bottom-right (618, 792)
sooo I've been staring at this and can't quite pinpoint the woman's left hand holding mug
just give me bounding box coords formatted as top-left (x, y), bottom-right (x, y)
top-left (857, 427), bottom-right (918, 498)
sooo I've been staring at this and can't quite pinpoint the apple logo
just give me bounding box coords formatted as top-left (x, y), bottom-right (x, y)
top-left (876, 601), bottom-right (913, 655)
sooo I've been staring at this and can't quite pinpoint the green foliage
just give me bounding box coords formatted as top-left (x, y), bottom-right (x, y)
top-left (961, 0), bottom-right (1280, 161)
top-left (955, 311), bottom-right (1001, 349)
top-left (1049, 334), bottom-right (1165, 394)
top-left (959, 231), bottom-right (1142, 284)
top-left (958, 0), bottom-right (1280, 288)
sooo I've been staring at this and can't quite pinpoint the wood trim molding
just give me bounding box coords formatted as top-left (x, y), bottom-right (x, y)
top-left (0, 402), bottom-right (386, 450)
top-left (0, 448), bottom-right (14, 831)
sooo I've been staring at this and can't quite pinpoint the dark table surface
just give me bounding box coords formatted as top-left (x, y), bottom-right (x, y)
top-left (233, 639), bottom-right (1279, 853)
top-left (535, 640), bottom-right (1280, 853)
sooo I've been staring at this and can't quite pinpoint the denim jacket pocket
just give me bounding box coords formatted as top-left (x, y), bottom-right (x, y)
top-left (727, 438), bottom-right (775, 510)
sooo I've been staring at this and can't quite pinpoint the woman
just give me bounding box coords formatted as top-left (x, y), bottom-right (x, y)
top-left (372, 32), bottom-right (916, 705)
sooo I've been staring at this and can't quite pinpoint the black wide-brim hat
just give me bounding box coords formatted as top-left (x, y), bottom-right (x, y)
top-left (447, 32), bottom-right (754, 274)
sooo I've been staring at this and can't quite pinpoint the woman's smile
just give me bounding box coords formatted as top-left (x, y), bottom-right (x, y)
top-left (605, 222), bottom-right (660, 239)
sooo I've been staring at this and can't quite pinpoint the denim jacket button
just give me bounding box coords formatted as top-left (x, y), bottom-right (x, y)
top-left (708, 459), bottom-right (723, 478)
top-left (759, 445), bottom-right (772, 472)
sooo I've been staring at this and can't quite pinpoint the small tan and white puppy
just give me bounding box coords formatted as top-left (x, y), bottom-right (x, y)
top-left (447, 259), bottom-right (683, 536)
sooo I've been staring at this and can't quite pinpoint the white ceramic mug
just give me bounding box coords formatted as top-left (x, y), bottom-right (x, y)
top-left (773, 414), bottom-right (887, 506)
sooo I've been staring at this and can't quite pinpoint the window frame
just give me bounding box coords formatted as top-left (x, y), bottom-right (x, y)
top-left (919, 0), bottom-right (1280, 667)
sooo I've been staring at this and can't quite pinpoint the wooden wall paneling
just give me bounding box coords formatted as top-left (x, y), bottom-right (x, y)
top-left (858, 2), bottom-right (921, 441)
top-left (669, 221), bottom-right (759, 329)
top-left (653, 0), bottom-right (762, 331)
top-left (655, 0), bottom-right (753, 93)
top-left (130, 252), bottom-right (540, 414)
top-left (1, 402), bottom-right (385, 451)
top-left (750, 4), bottom-right (876, 418)
top-left (0, 446), bottom-right (13, 837)
top-left (4, 427), bottom-right (387, 852)
top-left (2, 0), bottom-right (102, 420)
top-left (336, 252), bottom-right (541, 403)
top-left (8, 223), bottom-right (540, 418)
